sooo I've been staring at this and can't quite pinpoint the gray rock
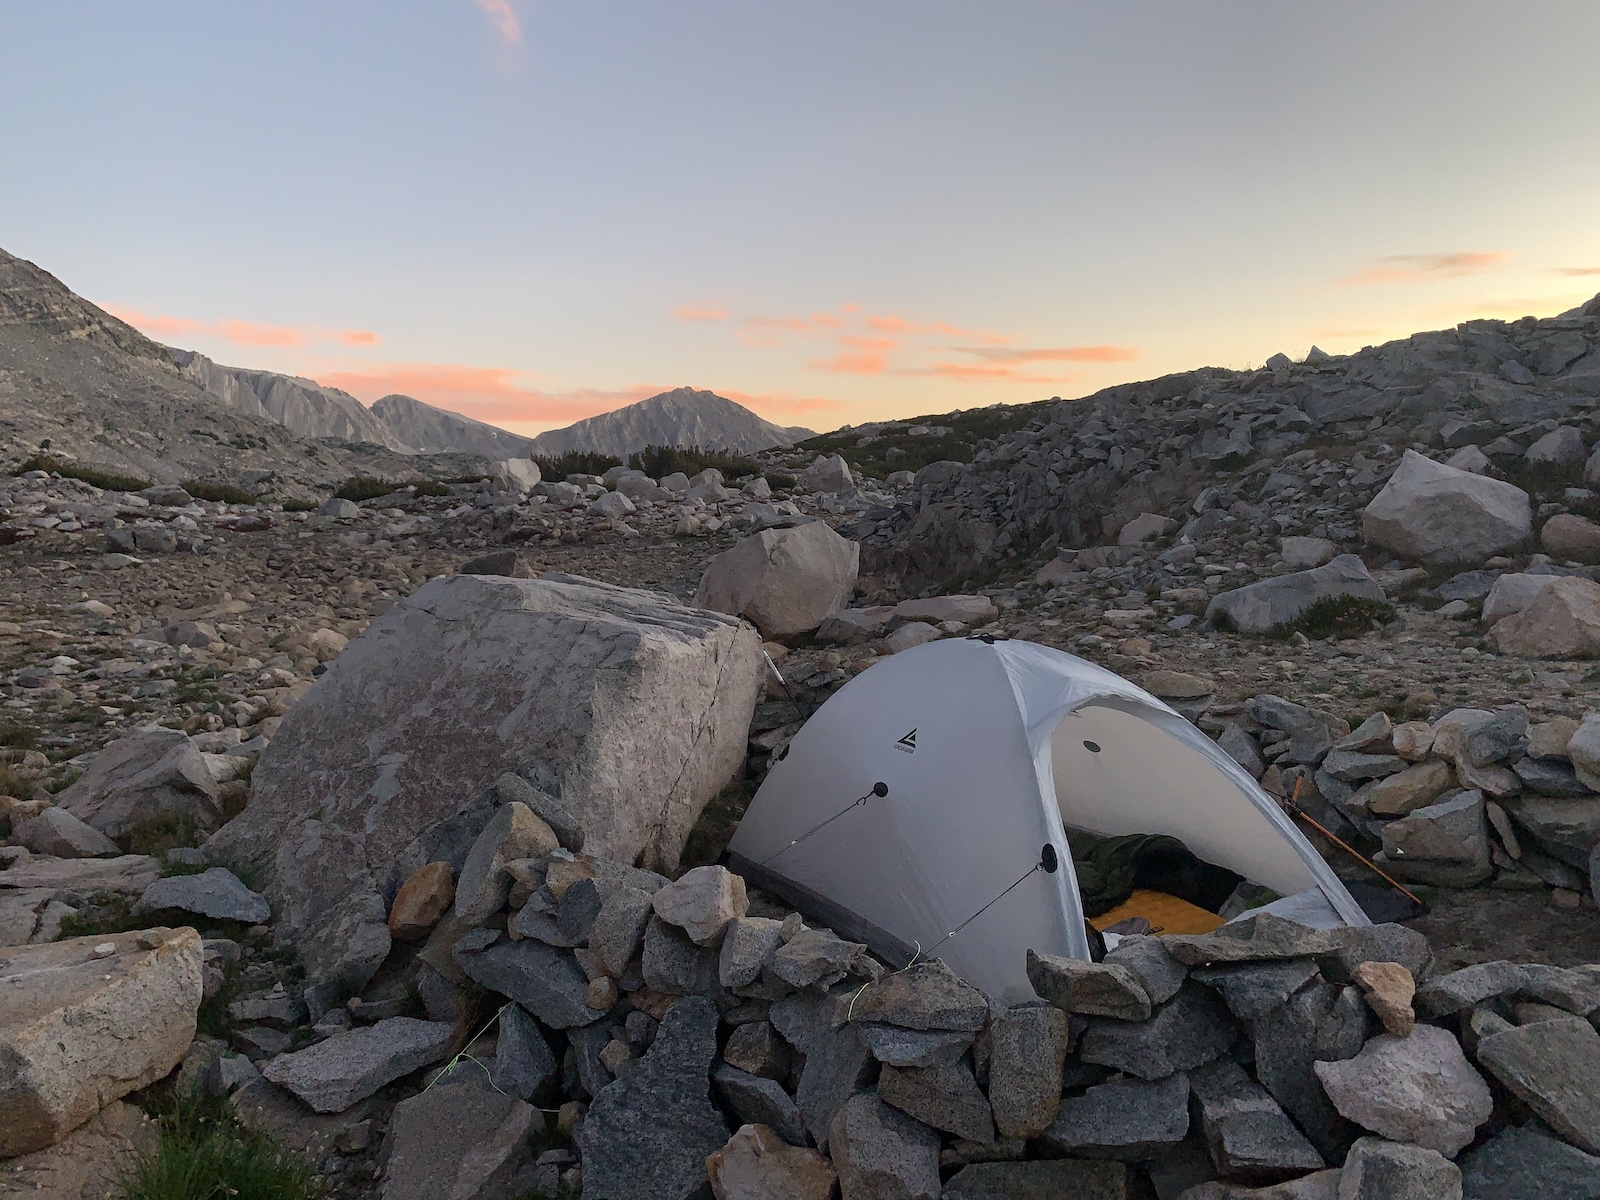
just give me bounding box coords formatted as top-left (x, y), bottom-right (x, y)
top-left (319, 497), bottom-right (360, 518)
top-left (848, 959), bottom-right (989, 1031)
top-left (1313, 1025), bottom-right (1491, 1156)
top-left (577, 996), bottom-right (728, 1200)
top-left (227, 985), bottom-right (305, 1029)
top-left (1043, 1071), bottom-right (1190, 1160)
top-left (492, 1002), bottom-right (557, 1101)
top-left (1475, 1016), bottom-right (1600, 1155)
top-left (1458, 1123), bottom-right (1600, 1200)
top-left (987, 1003), bottom-right (1073, 1140)
top-left (1217, 724), bottom-right (1267, 779)
top-left (57, 727), bottom-right (222, 842)
top-left (1363, 449), bottom-right (1532, 568)
top-left (1173, 1173), bottom-right (1340, 1200)
top-left (136, 867), bottom-right (271, 924)
top-left (12, 806), bottom-right (120, 858)
top-left (828, 1093), bottom-right (941, 1200)
top-left (650, 865), bottom-right (748, 946)
top-left (382, 1064), bottom-right (539, 1200)
top-left (1253, 983), bottom-right (1366, 1160)
top-left (590, 886), bottom-right (655, 978)
top-left (1192, 960), bottom-right (1320, 1020)
top-left (642, 915), bottom-right (719, 995)
top-left (771, 987), bottom-right (848, 1055)
top-left (711, 1062), bottom-right (808, 1146)
top-left (722, 1020), bottom-right (788, 1078)
top-left (492, 771), bottom-right (584, 852)
top-left (1079, 982), bottom-right (1235, 1080)
top-left (454, 937), bottom-right (602, 1028)
top-left (943, 1160), bottom-right (1132, 1200)
top-left (1338, 1137), bottom-right (1462, 1200)
top-left (719, 916), bottom-right (786, 988)
top-left (1205, 555), bottom-right (1387, 634)
top-left (879, 1060), bottom-right (994, 1143)
top-left (1321, 749), bottom-right (1405, 782)
top-left (1520, 963), bottom-right (1600, 1015)
top-left (1414, 961), bottom-right (1527, 1018)
top-left (1102, 936), bottom-right (1189, 1004)
top-left (694, 520), bottom-right (860, 639)
top-left (1189, 1058), bottom-right (1324, 1181)
top-left (1380, 791), bottom-right (1492, 885)
top-left (1026, 950), bottom-right (1152, 1020)
top-left (797, 1019), bottom-right (876, 1149)
top-left (203, 574), bottom-right (763, 990)
top-left (858, 1023), bottom-right (974, 1068)
top-left (769, 926), bottom-right (867, 989)
top-left (260, 1018), bottom-right (454, 1113)
top-left (1325, 923), bottom-right (1434, 983)
top-left (1162, 913), bottom-right (1341, 966)
top-left (569, 1021), bottom-right (614, 1098)
top-left (455, 802), bottom-right (559, 925)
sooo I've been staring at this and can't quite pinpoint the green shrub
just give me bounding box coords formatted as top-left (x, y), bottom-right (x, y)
top-left (1293, 595), bottom-right (1396, 640)
top-left (118, 1093), bottom-right (324, 1200)
top-left (764, 472), bottom-right (796, 491)
top-left (280, 498), bottom-right (317, 512)
top-left (410, 479), bottom-right (453, 497)
top-left (14, 454), bottom-right (152, 493)
top-left (533, 451), bottom-right (623, 480)
top-left (181, 480), bottom-right (257, 505)
top-left (628, 445), bottom-right (762, 482)
top-left (333, 476), bottom-right (398, 502)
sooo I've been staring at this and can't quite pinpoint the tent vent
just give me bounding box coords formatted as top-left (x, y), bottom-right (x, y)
top-left (1083, 740), bottom-right (1102, 753)
top-left (1040, 844), bottom-right (1059, 873)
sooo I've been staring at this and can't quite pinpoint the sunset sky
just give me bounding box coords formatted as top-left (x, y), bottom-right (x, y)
top-left (3, 2), bottom-right (1598, 438)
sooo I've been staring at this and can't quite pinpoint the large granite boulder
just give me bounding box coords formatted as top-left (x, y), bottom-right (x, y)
top-left (206, 573), bottom-right (763, 988)
top-left (1205, 555), bottom-right (1386, 634)
top-left (0, 928), bottom-right (202, 1156)
top-left (1362, 450), bottom-right (1532, 568)
top-left (694, 521), bottom-right (860, 639)
top-left (54, 727), bottom-right (221, 844)
top-left (1488, 576), bottom-right (1600, 658)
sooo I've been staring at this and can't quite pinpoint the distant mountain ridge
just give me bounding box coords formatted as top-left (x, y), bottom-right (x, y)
top-left (527, 387), bottom-right (814, 459)
top-left (370, 393), bottom-right (533, 458)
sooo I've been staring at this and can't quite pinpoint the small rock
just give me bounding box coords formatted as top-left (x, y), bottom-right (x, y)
top-left (454, 801), bottom-right (560, 925)
top-left (1045, 1071), bottom-right (1192, 1160)
top-left (847, 959), bottom-right (989, 1031)
top-left (1338, 1136), bottom-right (1462, 1200)
top-left (944, 1161), bottom-right (1132, 1199)
top-left (387, 861), bottom-right (455, 940)
top-left (1188, 1057), bottom-right (1323, 1181)
top-left (136, 868), bottom-right (271, 924)
top-left (1475, 1015), bottom-right (1600, 1155)
top-left (712, 1064), bottom-right (809, 1147)
top-left (879, 1060), bottom-right (995, 1143)
top-left (382, 1064), bottom-right (540, 1200)
top-left (493, 1002), bottom-right (558, 1101)
top-left (828, 1093), bottom-right (942, 1200)
top-left (857, 1023), bottom-right (974, 1069)
top-left (1458, 1122), bottom-right (1600, 1200)
top-left (651, 865), bottom-right (748, 946)
top-left (1026, 950), bottom-right (1152, 1020)
top-left (1079, 982), bottom-right (1236, 1080)
top-left (12, 806), bottom-right (120, 858)
top-left (722, 1021), bottom-right (789, 1079)
top-left (1352, 961), bottom-right (1415, 1036)
top-left (1312, 1025), bottom-right (1491, 1156)
top-left (1102, 935), bottom-right (1189, 1004)
top-left (768, 926), bottom-right (866, 989)
top-left (719, 916), bottom-right (786, 988)
top-left (706, 1123), bottom-right (837, 1200)
top-left (261, 1017), bottom-right (454, 1113)
top-left (987, 1003), bottom-right (1073, 1139)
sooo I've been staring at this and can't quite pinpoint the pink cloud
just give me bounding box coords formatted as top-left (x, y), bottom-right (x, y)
top-left (107, 305), bottom-right (381, 350)
top-left (950, 344), bottom-right (1138, 364)
top-left (673, 305), bottom-right (729, 322)
top-left (474, 0), bottom-right (521, 44)
top-left (1341, 252), bottom-right (1507, 287)
top-left (811, 335), bottom-right (896, 376)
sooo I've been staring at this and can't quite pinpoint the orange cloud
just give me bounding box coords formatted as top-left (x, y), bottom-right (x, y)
top-left (950, 344), bottom-right (1138, 364)
top-left (474, 0), bottom-right (521, 44)
top-left (911, 362), bottom-right (1076, 385)
top-left (811, 335), bottom-right (896, 375)
top-left (1341, 252), bottom-right (1507, 287)
top-left (107, 305), bottom-right (381, 350)
top-left (673, 305), bottom-right (729, 322)
top-left (1554, 266), bottom-right (1600, 277)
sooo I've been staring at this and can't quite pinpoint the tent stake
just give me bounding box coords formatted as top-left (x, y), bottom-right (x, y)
top-left (1283, 776), bottom-right (1423, 907)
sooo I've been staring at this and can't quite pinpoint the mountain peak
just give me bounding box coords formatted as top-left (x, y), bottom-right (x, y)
top-left (527, 388), bottom-right (814, 459)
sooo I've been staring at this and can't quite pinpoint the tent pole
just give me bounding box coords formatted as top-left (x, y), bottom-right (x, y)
top-left (1283, 776), bottom-right (1423, 907)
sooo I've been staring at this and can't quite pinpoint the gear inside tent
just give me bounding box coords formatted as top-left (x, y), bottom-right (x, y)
top-left (727, 636), bottom-right (1369, 1001)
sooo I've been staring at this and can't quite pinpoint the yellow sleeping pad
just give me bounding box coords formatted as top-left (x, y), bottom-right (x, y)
top-left (1088, 888), bottom-right (1227, 937)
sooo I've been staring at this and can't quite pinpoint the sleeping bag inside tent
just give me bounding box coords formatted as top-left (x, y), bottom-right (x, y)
top-left (726, 636), bottom-right (1368, 1001)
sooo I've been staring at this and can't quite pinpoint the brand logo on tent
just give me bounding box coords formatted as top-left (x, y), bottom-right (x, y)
top-left (895, 729), bottom-right (918, 754)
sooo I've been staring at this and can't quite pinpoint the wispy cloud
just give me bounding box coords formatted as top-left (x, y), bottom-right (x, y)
top-left (950, 344), bottom-right (1138, 364)
top-left (1341, 252), bottom-right (1508, 287)
top-left (673, 305), bottom-right (729, 322)
top-left (1554, 266), bottom-right (1600, 277)
top-left (811, 335), bottom-right (897, 376)
top-left (474, 0), bottom-right (521, 44)
top-left (107, 305), bottom-right (380, 350)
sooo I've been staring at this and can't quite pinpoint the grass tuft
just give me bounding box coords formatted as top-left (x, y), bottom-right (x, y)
top-left (118, 1092), bottom-right (324, 1200)
top-left (181, 479), bottom-right (258, 505)
top-left (1293, 594), bottom-right (1397, 640)
top-left (15, 454), bottom-right (152, 493)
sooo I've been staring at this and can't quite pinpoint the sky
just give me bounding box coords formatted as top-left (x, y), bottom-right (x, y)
top-left (2, 2), bottom-right (1599, 439)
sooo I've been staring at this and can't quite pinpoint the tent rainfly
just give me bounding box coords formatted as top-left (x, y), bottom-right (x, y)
top-left (728, 637), bottom-right (1369, 1001)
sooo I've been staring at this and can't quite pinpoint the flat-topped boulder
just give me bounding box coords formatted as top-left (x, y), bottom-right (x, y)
top-left (1, 928), bottom-right (202, 1156)
top-left (205, 572), bottom-right (763, 988)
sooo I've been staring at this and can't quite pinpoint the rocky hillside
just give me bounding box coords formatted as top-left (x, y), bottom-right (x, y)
top-left (864, 295), bottom-right (1600, 591)
top-left (174, 350), bottom-right (413, 451)
top-left (529, 386), bottom-right (815, 459)
top-left (369, 392), bottom-right (534, 458)
top-left (0, 247), bottom-right (486, 496)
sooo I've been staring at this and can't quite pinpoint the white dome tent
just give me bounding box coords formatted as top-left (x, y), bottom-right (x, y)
top-left (728, 636), bottom-right (1369, 1001)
